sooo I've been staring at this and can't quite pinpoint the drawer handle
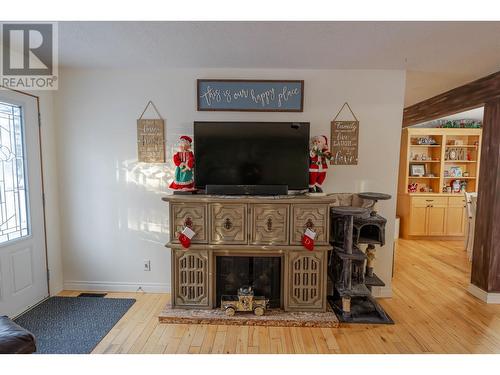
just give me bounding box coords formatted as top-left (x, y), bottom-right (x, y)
top-left (425, 199), bottom-right (434, 202)
top-left (184, 217), bottom-right (193, 228)
top-left (266, 217), bottom-right (273, 231)
top-left (305, 218), bottom-right (314, 230)
top-left (223, 217), bottom-right (233, 230)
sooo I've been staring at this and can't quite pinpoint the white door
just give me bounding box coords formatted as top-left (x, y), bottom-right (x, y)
top-left (0, 90), bottom-right (48, 318)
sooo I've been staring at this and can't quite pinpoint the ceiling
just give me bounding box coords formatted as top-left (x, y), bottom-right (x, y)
top-left (58, 22), bottom-right (500, 106)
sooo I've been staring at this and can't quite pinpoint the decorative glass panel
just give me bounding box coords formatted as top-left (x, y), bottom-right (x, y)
top-left (0, 101), bottom-right (29, 244)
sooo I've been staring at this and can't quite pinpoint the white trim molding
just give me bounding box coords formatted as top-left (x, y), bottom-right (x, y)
top-left (467, 283), bottom-right (500, 304)
top-left (371, 286), bottom-right (392, 298)
top-left (63, 280), bottom-right (170, 293)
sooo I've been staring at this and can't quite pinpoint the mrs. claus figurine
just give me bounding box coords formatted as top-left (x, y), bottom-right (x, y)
top-left (169, 135), bottom-right (195, 190)
top-left (309, 135), bottom-right (332, 193)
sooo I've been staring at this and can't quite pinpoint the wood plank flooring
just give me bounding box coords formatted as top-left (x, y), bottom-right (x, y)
top-left (58, 239), bottom-right (500, 353)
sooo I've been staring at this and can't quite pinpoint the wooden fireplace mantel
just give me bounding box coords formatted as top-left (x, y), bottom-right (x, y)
top-left (163, 194), bottom-right (338, 312)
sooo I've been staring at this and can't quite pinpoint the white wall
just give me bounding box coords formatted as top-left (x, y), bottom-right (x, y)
top-left (55, 68), bottom-right (405, 297)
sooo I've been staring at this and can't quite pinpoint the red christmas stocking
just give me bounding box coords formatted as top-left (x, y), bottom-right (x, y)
top-left (302, 228), bottom-right (316, 251)
top-left (178, 227), bottom-right (195, 249)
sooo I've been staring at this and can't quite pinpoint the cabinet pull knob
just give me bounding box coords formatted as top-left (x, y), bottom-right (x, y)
top-left (266, 217), bottom-right (273, 231)
top-left (184, 217), bottom-right (193, 228)
top-left (223, 217), bottom-right (233, 230)
top-left (305, 218), bottom-right (314, 229)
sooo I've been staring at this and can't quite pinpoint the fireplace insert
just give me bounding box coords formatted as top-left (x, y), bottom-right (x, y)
top-left (216, 256), bottom-right (281, 308)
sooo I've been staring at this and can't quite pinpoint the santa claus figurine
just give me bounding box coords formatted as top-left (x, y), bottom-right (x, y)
top-left (169, 135), bottom-right (195, 190)
top-left (309, 135), bottom-right (332, 193)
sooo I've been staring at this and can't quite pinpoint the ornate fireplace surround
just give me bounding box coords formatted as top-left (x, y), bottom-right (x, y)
top-left (163, 194), bottom-right (365, 312)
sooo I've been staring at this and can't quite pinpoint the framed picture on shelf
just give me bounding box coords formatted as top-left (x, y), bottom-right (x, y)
top-left (449, 166), bottom-right (463, 177)
top-left (410, 164), bottom-right (426, 177)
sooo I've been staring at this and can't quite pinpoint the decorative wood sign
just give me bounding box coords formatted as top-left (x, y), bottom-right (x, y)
top-left (137, 101), bottom-right (165, 163)
top-left (330, 102), bottom-right (359, 165)
top-left (197, 79), bottom-right (304, 112)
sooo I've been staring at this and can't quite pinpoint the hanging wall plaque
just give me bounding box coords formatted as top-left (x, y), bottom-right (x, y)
top-left (330, 102), bottom-right (359, 165)
top-left (197, 79), bottom-right (304, 112)
top-left (137, 101), bottom-right (165, 163)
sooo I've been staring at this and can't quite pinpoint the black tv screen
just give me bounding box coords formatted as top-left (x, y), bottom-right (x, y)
top-left (194, 121), bottom-right (310, 190)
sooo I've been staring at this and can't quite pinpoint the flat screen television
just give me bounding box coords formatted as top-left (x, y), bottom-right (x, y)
top-left (194, 121), bottom-right (310, 191)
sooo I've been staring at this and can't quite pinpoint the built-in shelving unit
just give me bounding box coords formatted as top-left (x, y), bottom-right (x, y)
top-left (398, 128), bottom-right (482, 195)
top-left (397, 128), bottom-right (482, 239)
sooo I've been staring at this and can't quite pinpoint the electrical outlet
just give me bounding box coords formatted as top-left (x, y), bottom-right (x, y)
top-left (143, 260), bottom-right (151, 271)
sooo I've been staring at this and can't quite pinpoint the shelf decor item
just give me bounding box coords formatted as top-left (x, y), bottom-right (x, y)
top-left (220, 287), bottom-right (269, 316)
top-left (169, 136), bottom-right (195, 191)
top-left (451, 179), bottom-right (462, 193)
top-left (410, 164), bottom-right (426, 177)
top-left (417, 136), bottom-right (437, 145)
top-left (449, 166), bottom-right (463, 177)
top-left (137, 101), bottom-right (165, 163)
top-left (308, 135), bottom-right (332, 193)
top-left (197, 79), bottom-right (304, 112)
top-left (445, 147), bottom-right (465, 161)
top-left (330, 102), bottom-right (359, 165)
top-left (440, 119), bottom-right (482, 128)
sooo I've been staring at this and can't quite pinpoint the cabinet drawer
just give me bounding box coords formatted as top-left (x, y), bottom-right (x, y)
top-left (411, 196), bottom-right (448, 206)
top-left (251, 204), bottom-right (289, 245)
top-left (171, 203), bottom-right (208, 244)
top-left (291, 204), bottom-right (328, 245)
top-left (448, 196), bottom-right (466, 207)
top-left (210, 203), bottom-right (247, 244)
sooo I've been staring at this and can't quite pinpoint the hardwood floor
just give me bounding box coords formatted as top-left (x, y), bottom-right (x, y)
top-left (59, 239), bottom-right (500, 354)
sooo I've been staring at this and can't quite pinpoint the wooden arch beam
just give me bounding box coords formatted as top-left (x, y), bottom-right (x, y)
top-left (403, 71), bottom-right (500, 127)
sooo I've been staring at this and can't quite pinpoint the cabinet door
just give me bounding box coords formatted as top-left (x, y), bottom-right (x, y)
top-left (409, 201), bottom-right (428, 236)
top-left (291, 204), bottom-right (328, 245)
top-left (171, 203), bottom-right (208, 244)
top-left (210, 204), bottom-right (247, 244)
top-left (285, 251), bottom-right (326, 311)
top-left (251, 204), bottom-right (289, 245)
top-left (427, 205), bottom-right (447, 235)
top-left (173, 249), bottom-right (210, 307)
top-left (446, 197), bottom-right (466, 236)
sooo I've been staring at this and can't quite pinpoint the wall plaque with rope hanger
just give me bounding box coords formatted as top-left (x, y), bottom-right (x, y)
top-left (330, 102), bottom-right (359, 165)
top-left (137, 100), bottom-right (165, 163)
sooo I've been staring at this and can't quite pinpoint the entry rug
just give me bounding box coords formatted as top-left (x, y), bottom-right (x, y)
top-left (15, 296), bottom-right (135, 354)
top-left (159, 305), bottom-right (340, 327)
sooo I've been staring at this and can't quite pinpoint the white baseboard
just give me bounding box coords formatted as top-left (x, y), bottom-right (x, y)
top-left (467, 284), bottom-right (500, 304)
top-left (371, 286), bottom-right (392, 298)
top-left (63, 280), bottom-right (171, 293)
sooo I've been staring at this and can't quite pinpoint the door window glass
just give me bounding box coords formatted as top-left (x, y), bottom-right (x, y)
top-left (0, 101), bottom-right (30, 244)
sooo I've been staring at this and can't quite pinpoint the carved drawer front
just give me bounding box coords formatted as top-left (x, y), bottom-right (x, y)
top-left (291, 204), bottom-right (328, 245)
top-left (210, 204), bottom-right (247, 244)
top-left (251, 204), bottom-right (289, 245)
top-left (171, 203), bottom-right (207, 244)
top-left (286, 251), bottom-right (325, 311)
top-left (174, 250), bottom-right (210, 307)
